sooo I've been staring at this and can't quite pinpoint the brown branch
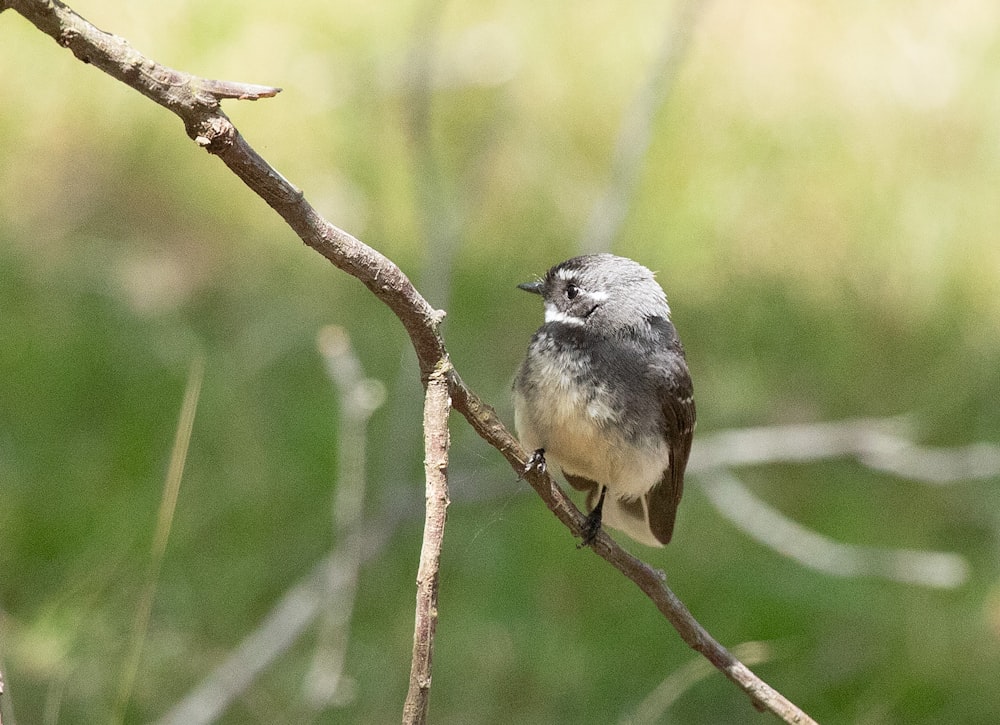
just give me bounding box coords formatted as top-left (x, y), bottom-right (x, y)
top-left (4, 1), bottom-right (817, 722)
top-left (403, 362), bottom-right (452, 724)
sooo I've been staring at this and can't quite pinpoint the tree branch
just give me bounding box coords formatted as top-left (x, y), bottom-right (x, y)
top-left (4, 2), bottom-right (817, 721)
top-left (403, 362), bottom-right (452, 724)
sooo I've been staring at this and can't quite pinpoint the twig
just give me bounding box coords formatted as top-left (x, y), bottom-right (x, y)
top-left (688, 416), bottom-right (917, 472)
top-left (304, 327), bottom-right (386, 709)
top-left (686, 415), bottom-right (982, 476)
top-left (402, 362), bottom-right (452, 725)
top-left (688, 414), bottom-right (1000, 484)
top-left (6, 2), bottom-right (816, 721)
top-left (861, 438), bottom-right (1000, 485)
top-left (685, 417), bottom-right (984, 589)
top-left (0, 1), bottom-right (279, 110)
top-left (698, 470), bottom-right (969, 589)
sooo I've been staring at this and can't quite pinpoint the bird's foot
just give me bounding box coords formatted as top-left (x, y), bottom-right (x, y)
top-left (522, 448), bottom-right (547, 477)
top-left (577, 509), bottom-right (603, 549)
top-left (577, 485), bottom-right (608, 549)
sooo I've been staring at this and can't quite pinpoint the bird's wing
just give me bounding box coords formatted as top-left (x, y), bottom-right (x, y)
top-left (645, 355), bottom-right (696, 545)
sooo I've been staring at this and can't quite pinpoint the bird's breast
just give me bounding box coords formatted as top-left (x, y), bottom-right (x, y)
top-left (514, 342), bottom-right (668, 499)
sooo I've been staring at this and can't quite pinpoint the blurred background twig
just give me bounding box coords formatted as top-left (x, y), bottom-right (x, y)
top-left (303, 327), bottom-right (385, 711)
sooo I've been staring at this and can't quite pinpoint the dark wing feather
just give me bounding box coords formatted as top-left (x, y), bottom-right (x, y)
top-left (645, 336), bottom-right (696, 545)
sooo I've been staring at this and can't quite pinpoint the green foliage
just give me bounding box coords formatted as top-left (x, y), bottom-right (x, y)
top-left (2, 1), bottom-right (1000, 723)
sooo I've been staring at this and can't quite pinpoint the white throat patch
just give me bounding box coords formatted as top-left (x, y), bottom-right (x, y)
top-left (544, 304), bottom-right (584, 325)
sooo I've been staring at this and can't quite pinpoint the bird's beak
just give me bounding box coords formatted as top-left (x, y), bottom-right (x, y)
top-left (518, 280), bottom-right (543, 294)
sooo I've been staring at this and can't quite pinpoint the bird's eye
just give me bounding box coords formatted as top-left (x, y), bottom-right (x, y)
top-left (566, 284), bottom-right (579, 300)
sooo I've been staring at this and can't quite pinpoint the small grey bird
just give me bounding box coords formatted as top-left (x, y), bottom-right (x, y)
top-left (513, 254), bottom-right (695, 547)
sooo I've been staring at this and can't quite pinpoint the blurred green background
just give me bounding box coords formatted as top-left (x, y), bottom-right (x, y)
top-left (2, 0), bottom-right (1000, 722)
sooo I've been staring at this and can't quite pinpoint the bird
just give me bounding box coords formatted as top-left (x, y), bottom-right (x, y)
top-left (513, 253), bottom-right (695, 547)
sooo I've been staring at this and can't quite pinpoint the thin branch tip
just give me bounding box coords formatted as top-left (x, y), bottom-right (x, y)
top-left (200, 78), bottom-right (283, 101)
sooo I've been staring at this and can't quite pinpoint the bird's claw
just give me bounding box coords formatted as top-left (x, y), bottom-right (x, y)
top-left (522, 448), bottom-right (547, 477)
top-left (577, 510), bottom-right (603, 549)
